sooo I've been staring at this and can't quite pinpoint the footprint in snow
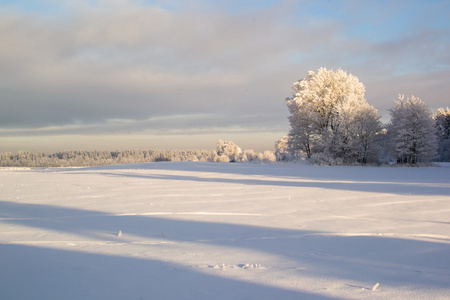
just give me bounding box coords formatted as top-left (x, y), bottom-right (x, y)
top-left (195, 263), bottom-right (263, 270)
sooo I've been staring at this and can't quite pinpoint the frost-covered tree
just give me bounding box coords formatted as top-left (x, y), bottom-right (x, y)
top-left (214, 140), bottom-right (276, 163)
top-left (325, 95), bottom-right (383, 164)
top-left (274, 136), bottom-right (292, 161)
top-left (435, 107), bottom-right (450, 161)
top-left (387, 95), bottom-right (437, 165)
top-left (286, 67), bottom-right (382, 164)
top-left (286, 99), bottom-right (317, 158)
top-left (216, 140), bottom-right (242, 162)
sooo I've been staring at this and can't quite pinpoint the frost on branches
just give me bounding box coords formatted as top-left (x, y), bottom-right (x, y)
top-left (285, 68), bottom-right (382, 165)
top-left (216, 139), bottom-right (241, 162)
top-left (215, 140), bottom-right (276, 163)
top-left (274, 136), bottom-right (292, 161)
top-left (387, 95), bottom-right (438, 165)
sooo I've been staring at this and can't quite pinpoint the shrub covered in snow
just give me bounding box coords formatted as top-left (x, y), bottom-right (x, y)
top-left (215, 140), bottom-right (276, 163)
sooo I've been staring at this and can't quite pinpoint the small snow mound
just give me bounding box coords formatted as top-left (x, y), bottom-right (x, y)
top-left (235, 263), bottom-right (261, 269)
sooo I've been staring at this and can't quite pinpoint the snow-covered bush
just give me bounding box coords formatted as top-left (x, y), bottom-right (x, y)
top-left (387, 95), bottom-right (437, 165)
top-left (215, 154), bottom-right (231, 163)
top-left (215, 140), bottom-right (275, 163)
top-left (311, 152), bottom-right (344, 166)
top-left (262, 151), bottom-right (276, 162)
top-left (275, 136), bottom-right (294, 161)
top-left (242, 149), bottom-right (258, 162)
top-left (216, 140), bottom-right (242, 162)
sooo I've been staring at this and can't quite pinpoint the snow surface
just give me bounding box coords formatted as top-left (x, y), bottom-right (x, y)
top-left (1, 162), bottom-right (449, 299)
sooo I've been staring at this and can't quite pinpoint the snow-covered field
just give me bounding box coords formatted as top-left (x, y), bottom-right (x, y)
top-left (1, 162), bottom-right (449, 299)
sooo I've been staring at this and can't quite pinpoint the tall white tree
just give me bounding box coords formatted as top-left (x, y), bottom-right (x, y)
top-left (387, 95), bottom-right (437, 165)
top-left (286, 67), bottom-right (382, 164)
top-left (435, 107), bottom-right (450, 162)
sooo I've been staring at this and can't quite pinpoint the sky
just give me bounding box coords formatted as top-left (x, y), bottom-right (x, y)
top-left (1, 0), bottom-right (449, 153)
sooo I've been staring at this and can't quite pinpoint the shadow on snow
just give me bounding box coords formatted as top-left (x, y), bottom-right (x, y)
top-left (1, 200), bottom-right (449, 299)
top-left (46, 162), bottom-right (450, 196)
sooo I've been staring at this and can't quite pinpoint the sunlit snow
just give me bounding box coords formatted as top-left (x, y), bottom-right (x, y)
top-left (1, 162), bottom-right (449, 299)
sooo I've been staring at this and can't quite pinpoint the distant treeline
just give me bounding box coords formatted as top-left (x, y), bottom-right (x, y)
top-left (0, 147), bottom-right (276, 168)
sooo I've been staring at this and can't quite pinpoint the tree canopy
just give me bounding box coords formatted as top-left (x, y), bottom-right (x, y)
top-left (286, 68), bottom-right (382, 165)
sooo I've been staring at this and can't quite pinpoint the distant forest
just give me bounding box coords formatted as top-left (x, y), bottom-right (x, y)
top-left (0, 146), bottom-right (276, 168)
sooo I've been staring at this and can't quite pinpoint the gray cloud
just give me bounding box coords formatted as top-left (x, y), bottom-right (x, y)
top-left (0, 113), bottom-right (287, 136)
top-left (0, 0), bottom-right (449, 151)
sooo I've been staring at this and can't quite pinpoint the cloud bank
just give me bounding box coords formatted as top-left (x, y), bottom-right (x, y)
top-left (1, 0), bottom-right (449, 151)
